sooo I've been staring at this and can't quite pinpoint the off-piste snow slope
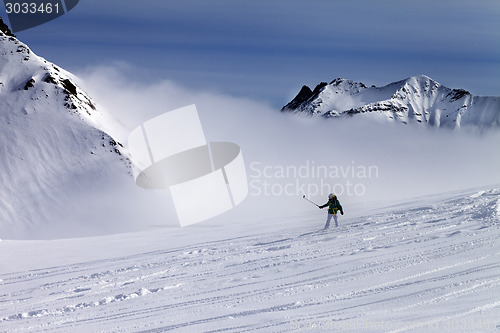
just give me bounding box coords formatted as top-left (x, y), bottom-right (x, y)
top-left (0, 187), bottom-right (499, 332)
top-left (282, 76), bottom-right (500, 130)
top-left (0, 18), bottom-right (170, 239)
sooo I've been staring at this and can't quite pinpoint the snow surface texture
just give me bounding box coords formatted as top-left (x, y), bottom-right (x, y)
top-left (282, 76), bottom-right (500, 130)
top-left (0, 26), bottom-right (110, 237)
top-left (1, 188), bottom-right (499, 332)
top-left (0, 23), bottom-right (180, 239)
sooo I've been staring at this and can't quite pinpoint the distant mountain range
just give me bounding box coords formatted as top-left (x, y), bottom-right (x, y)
top-left (282, 75), bottom-right (500, 130)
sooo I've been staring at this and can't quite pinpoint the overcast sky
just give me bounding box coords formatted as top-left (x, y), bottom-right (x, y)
top-left (2, 0), bottom-right (499, 107)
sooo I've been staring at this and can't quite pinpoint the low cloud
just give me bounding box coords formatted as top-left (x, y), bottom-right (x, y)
top-left (77, 64), bottom-right (500, 226)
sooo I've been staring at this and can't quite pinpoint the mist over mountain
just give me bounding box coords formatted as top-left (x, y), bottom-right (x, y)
top-left (1, 15), bottom-right (500, 240)
top-left (282, 75), bottom-right (500, 130)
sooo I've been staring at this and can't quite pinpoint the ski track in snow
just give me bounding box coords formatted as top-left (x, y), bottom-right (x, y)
top-left (1, 189), bottom-right (500, 332)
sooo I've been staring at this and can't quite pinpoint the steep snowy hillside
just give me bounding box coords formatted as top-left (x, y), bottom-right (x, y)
top-left (282, 75), bottom-right (500, 130)
top-left (0, 18), bottom-right (143, 239)
top-left (1, 187), bottom-right (499, 332)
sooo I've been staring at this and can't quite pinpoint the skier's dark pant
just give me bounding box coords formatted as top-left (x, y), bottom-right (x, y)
top-left (325, 213), bottom-right (338, 229)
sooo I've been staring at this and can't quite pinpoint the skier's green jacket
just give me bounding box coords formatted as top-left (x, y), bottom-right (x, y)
top-left (319, 196), bottom-right (343, 215)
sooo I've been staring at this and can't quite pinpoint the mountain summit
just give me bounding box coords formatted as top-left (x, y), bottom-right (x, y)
top-left (282, 75), bottom-right (500, 130)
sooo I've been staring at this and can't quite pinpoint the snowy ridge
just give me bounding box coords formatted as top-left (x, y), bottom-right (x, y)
top-left (1, 187), bottom-right (499, 332)
top-left (0, 18), bottom-right (130, 238)
top-left (282, 75), bottom-right (500, 130)
top-left (0, 18), bottom-right (101, 124)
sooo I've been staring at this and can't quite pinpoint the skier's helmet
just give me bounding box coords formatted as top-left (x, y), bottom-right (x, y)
top-left (329, 193), bottom-right (336, 199)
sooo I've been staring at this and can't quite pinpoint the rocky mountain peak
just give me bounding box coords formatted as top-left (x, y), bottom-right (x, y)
top-left (282, 75), bottom-right (500, 130)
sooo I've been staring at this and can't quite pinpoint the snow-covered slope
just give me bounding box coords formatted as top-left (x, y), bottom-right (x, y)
top-left (0, 18), bottom-right (144, 239)
top-left (282, 75), bottom-right (500, 130)
top-left (1, 187), bottom-right (499, 332)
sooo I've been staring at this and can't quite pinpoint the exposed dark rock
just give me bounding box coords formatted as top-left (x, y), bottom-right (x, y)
top-left (61, 79), bottom-right (77, 96)
top-left (0, 17), bottom-right (15, 37)
top-left (448, 89), bottom-right (470, 102)
top-left (310, 82), bottom-right (328, 97)
top-left (43, 74), bottom-right (57, 84)
top-left (330, 78), bottom-right (366, 89)
top-left (16, 45), bottom-right (28, 53)
top-left (281, 85), bottom-right (313, 111)
top-left (65, 102), bottom-right (77, 110)
top-left (24, 78), bottom-right (35, 90)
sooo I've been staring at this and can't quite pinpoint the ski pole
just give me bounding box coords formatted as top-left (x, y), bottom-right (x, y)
top-left (302, 195), bottom-right (319, 207)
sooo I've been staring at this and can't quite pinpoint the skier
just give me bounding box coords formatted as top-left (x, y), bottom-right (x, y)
top-left (319, 193), bottom-right (343, 229)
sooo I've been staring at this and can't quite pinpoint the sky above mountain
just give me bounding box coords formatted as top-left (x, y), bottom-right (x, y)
top-left (1, 0), bottom-right (499, 107)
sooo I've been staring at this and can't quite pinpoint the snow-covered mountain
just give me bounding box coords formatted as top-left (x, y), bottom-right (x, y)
top-left (282, 75), bottom-right (500, 130)
top-left (0, 18), bottom-right (139, 239)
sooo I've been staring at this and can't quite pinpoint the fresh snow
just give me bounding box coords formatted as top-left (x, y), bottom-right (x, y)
top-left (0, 26), bottom-right (178, 239)
top-left (1, 188), bottom-right (499, 332)
top-left (283, 75), bottom-right (500, 130)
